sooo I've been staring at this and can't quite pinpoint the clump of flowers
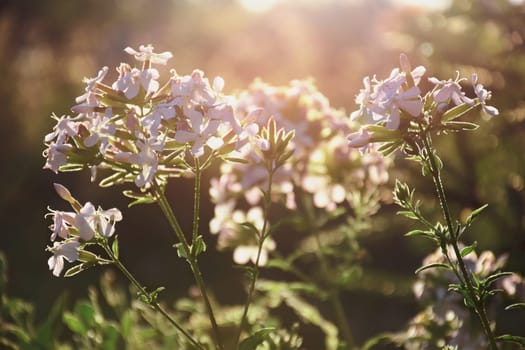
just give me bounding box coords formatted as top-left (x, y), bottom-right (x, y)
top-left (209, 79), bottom-right (391, 263)
top-left (43, 44), bottom-right (245, 192)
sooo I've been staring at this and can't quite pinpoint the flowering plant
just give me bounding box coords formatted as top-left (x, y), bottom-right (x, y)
top-left (37, 45), bottom-right (525, 349)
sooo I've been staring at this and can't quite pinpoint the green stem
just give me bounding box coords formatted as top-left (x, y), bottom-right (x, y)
top-left (154, 181), bottom-right (224, 350)
top-left (192, 157), bottom-right (201, 243)
top-left (101, 242), bottom-right (204, 349)
top-left (234, 170), bottom-right (275, 349)
top-left (304, 195), bottom-right (355, 349)
top-left (421, 133), bottom-right (498, 350)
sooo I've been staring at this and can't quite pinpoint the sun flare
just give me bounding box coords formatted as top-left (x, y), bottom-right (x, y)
top-left (237, 0), bottom-right (279, 13)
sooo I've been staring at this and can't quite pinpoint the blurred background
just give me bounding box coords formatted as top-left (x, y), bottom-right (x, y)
top-left (1, 0), bottom-right (525, 346)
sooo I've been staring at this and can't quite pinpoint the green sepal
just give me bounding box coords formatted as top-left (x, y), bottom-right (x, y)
top-left (173, 242), bottom-right (189, 260)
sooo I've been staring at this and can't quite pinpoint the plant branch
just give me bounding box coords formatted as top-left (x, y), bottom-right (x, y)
top-left (100, 241), bottom-right (204, 350)
top-left (154, 181), bottom-right (224, 350)
top-left (421, 132), bottom-right (498, 350)
top-left (234, 169), bottom-right (275, 349)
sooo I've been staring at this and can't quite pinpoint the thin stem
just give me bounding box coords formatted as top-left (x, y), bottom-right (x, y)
top-left (234, 169), bottom-right (274, 349)
top-left (192, 157), bottom-right (201, 243)
top-left (154, 182), bottom-right (224, 350)
top-left (101, 242), bottom-right (204, 349)
top-left (421, 133), bottom-right (499, 350)
top-left (303, 195), bottom-right (355, 349)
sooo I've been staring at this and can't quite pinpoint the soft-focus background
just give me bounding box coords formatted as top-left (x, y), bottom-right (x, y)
top-left (1, 0), bottom-right (525, 345)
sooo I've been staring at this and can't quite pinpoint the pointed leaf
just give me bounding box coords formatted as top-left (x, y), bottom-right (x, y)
top-left (415, 263), bottom-right (451, 274)
top-left (460, 241), bottom-right (477, 257)
top-left (239, 327), bottom-right (275, 350)
top-left (465, 204), bottom-right (488, 227)
top-left (497, 335), bottom-right (525, 346)
top-left (441, 102), bottom-right (476, 121)
top-left (505, 303), bottom-right (525, 311)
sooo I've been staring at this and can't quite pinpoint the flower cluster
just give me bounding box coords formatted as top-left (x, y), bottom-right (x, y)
top-left (43, 44), bottom-right (244, 189)
top-left (348, 54), bottom-right (498, 152)
top-left (46, 184), bottom-right (122, 277)
top-left (209, 79), bottom-right (391, 263)
top-left (396, 246), bottom-right (520, 350)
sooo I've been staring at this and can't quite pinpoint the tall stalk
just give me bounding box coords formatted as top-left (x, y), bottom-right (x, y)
top-left (153, 180), bottom-right (224, 350)
top-left (100, 241), bottom-right (204, 349)
top-left (421, 132), bottom-right (498, 350)
top-left (233, 169), bottom-right (275, 349)
top-left (302, 194), bottom-right (355, 349)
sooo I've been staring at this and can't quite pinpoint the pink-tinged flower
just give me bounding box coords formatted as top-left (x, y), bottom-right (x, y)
top-left (111, 63), bottom-right (161, 99)
top-left (75, 66), bottom-right (109, 105)
top-left (83, 109), bottom-right (116, 153)
top-left (351, 68), bottom-right (422, 130)
top-left (43, 142), bottom-right (72, 173)
top-left (115, 136), bottom-right (163, 187)
top-left (124, 44), bottom-right (173, 65)
top-left (46, 208), bottom-right (76, 241)
top-left (73, 202), bottom-right (122, 240)
top-left (472, 74), bottom-right (499, 117)
top-left (175, 110), bottom-right (224, 157)
top-left (47, 240), bottom-right (80, 277)
top-left (428, 72), bottom-right (474, 106)
top-left (347, 128), bottom-right (371, 148)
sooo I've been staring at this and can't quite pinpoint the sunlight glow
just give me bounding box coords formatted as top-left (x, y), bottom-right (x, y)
top-left (391, 0), bottom-right (451, 11)
top-left (238, 0), bottom-right (280, 13)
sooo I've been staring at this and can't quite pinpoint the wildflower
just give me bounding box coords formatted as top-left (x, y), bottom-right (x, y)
top-left (47, 240), bottom-right (80, 277)
top-left (351, 67), bottom-right (423, 130)
top-left (428, 72), bottom-right (474, 106)
top-left (472, 74), bottom-right (499, 117)
top-left (124, 44), bottom-right (173, 65)
top-left (175, 110), bottom-right (224, 157)
top-left (347, 128), bottom-right (371, 148)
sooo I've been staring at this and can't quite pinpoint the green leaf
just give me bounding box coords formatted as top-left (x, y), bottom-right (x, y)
top-left (483, 271), bottom-right (513, 288)
top-left (443, 120), bottom-right (480, 132)
top-left (239, 327), bottom-right (275, 350)
top-left (465, 204), bottom-right (488, 227)
top-left (505, 303), bottom-right (525, 310)
top-left (441, 102), bottom-right (476, 121)
top-left (404, 229), bottom-right (436, 241)
top-left (396, 210), bottom-right (418, 220)
top-left (112, 237), bottom-right (119, 259)
top-left (173, 243), bottom-right (189, 260)
top-left (415, 263), bottom-right (451, 274)
top-left (496, 334), bottom-right (525, 346)
top-left (460, 241), bottom-right (477, 257)
top-left (63, 313), bottom-right (86, 335)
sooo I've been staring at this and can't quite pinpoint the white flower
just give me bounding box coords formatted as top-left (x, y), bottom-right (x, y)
top-left (351, 68), bottom-right (422, 130)
top-left (472, 74), bottom-right (499, 117)
top-left (428, 72), bottom-right (474, 106)
top-left (47, 240), bottom-right (80, 277)
top-left (233, 239), bottom-right (276, 265)
top-left (124, 44), bottom-right (173, 65)
top-left (347, 128), bottom-right (371, 148)
top-left (175, 110), bottom-right (224, 157)
top-left (115, 136), bottom-right (163, 187)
